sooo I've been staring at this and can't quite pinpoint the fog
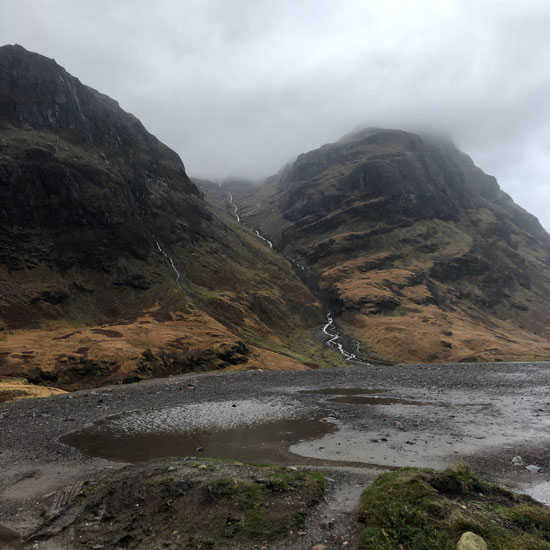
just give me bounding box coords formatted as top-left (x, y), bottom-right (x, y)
top-left (2, 0), bottom-right (549, 229)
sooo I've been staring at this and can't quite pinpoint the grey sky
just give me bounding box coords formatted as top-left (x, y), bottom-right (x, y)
top-left (2, 0), bottom-right (549, 230)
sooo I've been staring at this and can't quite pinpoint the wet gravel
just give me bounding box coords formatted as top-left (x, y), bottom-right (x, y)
top-left (2, 361), bottom-right (550, 540)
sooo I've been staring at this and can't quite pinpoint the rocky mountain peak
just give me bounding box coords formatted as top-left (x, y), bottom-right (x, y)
top-left (0, 44), bottom-right (198, 197)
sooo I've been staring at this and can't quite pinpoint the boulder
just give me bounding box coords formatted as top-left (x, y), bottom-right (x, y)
top-left (456, 531), bottom-right (487, 550)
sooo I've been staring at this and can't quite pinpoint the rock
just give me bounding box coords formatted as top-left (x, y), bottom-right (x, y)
top-left (511, 455), bottom-right (525, 466)
top-left (312, 545), bottom-right (327, 550)
top-left (526, 465), bottom-right (542, 473)
top-left (456, 531), bottom-right (487, 550)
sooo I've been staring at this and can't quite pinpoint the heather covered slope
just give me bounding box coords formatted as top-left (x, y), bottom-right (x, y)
top-left (226, 128), bottom-right (550, 363)
top-left (0, 45), bottom-right (335, 392)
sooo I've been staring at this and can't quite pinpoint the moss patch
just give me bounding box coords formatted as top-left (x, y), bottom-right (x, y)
top-left (70, 460), bottom-right (326, 549)
top-left (358, 463), bottom-right (550, 550)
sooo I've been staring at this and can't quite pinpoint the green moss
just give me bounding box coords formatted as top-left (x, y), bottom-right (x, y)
top-left (148, 476), bottom-right (174, 486)
top-left (187, 281), bottom-right (225, 300)
top-left (74, 463), bottom-right (326, 548)
top-left (358, 464), bottom-right (550, 550)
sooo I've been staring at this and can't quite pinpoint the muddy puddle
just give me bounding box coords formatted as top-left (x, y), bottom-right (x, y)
top-left (0, 525), bottom-right (22, 549)
top-left (301, 387), bottom-right (492, 410)
top-left (301, 388), bottom-right (426, 406)
top-left (328, 395), bottom-right (429, 405)
top-left (527, 481), bottom-right (550, 506)
top-left (61, 412), bottom-right (338, 465)
top-left (301, 387), bottom-right (388, 396)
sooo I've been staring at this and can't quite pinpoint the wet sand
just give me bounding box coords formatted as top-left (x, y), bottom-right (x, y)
top-left (2, 361), bottom-right (550, 545)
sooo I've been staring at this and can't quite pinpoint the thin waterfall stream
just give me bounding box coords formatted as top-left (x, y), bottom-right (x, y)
top-left (228, 193), bottom-right (240, 222)
top-left (154, 238), bottom-right (186, 292)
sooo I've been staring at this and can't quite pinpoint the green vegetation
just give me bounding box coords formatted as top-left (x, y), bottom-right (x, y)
top-left (358, 464), bottom-right (550, 550)
top-left (73, 462), bottom-right (326, 549)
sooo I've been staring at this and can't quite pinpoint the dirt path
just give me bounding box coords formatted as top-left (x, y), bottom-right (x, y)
top-left (2, 361), bottom-right (550, 547)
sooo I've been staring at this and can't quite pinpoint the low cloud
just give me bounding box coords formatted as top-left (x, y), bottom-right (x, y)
top-left (2, 0), bottom-right (549, 229)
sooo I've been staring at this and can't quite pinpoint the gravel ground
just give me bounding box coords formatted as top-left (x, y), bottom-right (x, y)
top-left (2, 361), bottom-right (550, 548)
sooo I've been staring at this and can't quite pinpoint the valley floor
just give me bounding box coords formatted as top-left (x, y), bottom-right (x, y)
top-left (1, 362), bottom-right (550, 548)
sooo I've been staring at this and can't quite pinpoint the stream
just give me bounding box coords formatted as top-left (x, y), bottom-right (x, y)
top-left (154, 238), bottom-right (186, 292)
top-left (228, 193), bottom-right (240, 222)
top-left (289, 257), bottom-right (306, 271)
top-left (254, 229), bottom-right (273, 248)
top-left (322, 312), bottom-right (368, 364)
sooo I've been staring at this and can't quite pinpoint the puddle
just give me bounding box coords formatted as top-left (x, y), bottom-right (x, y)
top-left (328, 396), bottom-right (428, 406)
top-left (527, 481), bottom-right (550, 506)
top-left (301, 387), bottom-right (388, 396)
top-left (0, 525), bottom-right (22, 549)
top-left (301, 388), bottom-right (492, 410)
top-left (61, 412), bottom-right (338, 465)
top-left (301, 388), bottom-right (426, 406)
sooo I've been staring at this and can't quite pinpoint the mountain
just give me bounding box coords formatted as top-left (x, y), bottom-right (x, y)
top-left (222, 128), bottom-right (550, 363)
top-left (0, 45), bottom-right (336, 395)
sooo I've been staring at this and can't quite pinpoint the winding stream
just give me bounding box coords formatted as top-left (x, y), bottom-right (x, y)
top-left (214, 191), bottom-right (365, 364)
top-left (254, 229), bottom-right (273, 248)
top-left (226, 192), bottom-right (273, 249)
top-left (322, 312), bottom-right (368, 364)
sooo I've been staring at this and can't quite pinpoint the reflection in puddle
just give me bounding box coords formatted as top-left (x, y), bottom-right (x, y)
top-left (61, 413), bottom-right (337, 465)
top-left (328, 395), bottom-right (428, 406)
top-left (301, 388), bottom-right (492, 411)
top-left (301, 387), bottom-right (425, 406)
top-left (0, 525), bottom-right (22, 549)
top-left (301, 388), bottom-right (388, 396)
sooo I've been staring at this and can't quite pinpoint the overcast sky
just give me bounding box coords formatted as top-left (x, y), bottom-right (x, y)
top-left (2, 0), bottom-right (550, 230)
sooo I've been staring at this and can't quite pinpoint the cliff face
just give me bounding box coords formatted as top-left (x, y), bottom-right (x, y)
top-left (0, 45), bottom-right (206, 290)
top-left (0, 45), bottom-right (329, 391)
top-left (232, 128), bottom-right (550, 363)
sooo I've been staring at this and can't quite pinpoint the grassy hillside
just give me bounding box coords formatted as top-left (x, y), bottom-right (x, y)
top-left (0, 46), bottom-right (346, 397)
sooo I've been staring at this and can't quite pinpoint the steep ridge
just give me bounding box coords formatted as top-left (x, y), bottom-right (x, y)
top-left (226, 128), bottom-right (550, 363)
top-left (0, 45), bottom-right (336, 393)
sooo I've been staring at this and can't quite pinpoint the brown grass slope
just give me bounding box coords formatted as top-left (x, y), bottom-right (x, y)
top-left (227, 128), bottom-right (550, 363)
top-left (0, 45), bottom-right (338, 396)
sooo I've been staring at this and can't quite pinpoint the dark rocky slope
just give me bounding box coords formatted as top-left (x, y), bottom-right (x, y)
top-left (0, 45), bottom-right (332, 392)
top-left (226, 128), bottom-right (550, 363)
